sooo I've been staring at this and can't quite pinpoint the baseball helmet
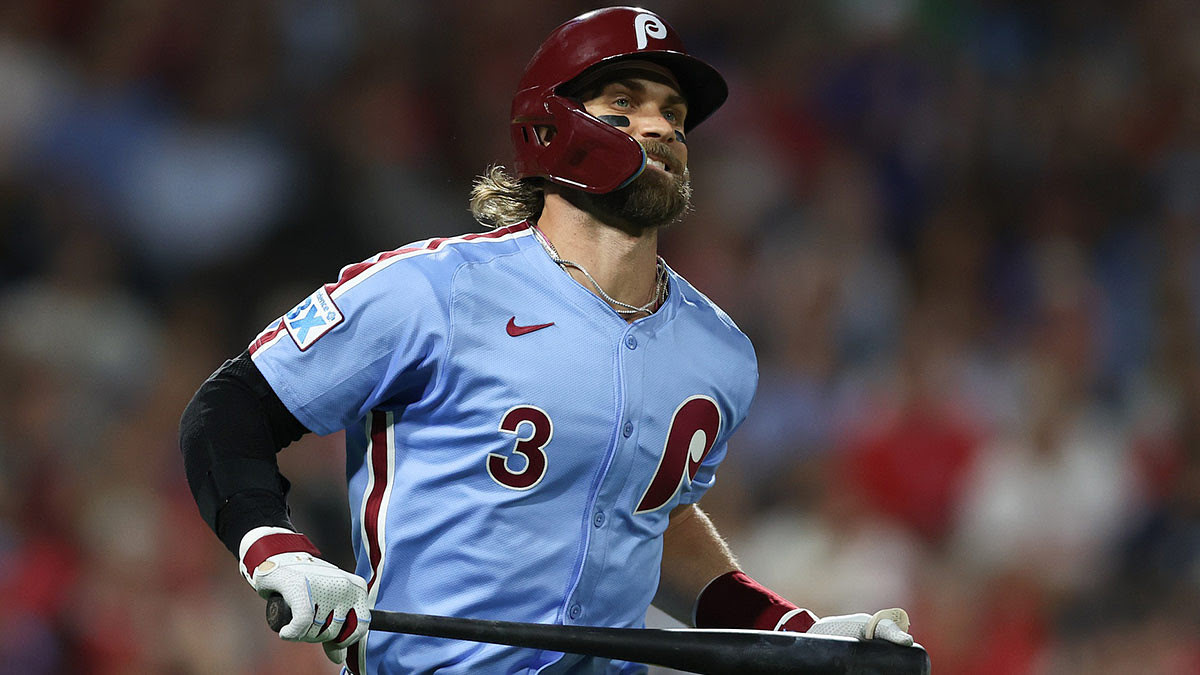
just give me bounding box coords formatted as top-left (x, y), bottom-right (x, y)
top-left (511, 6), bottom-right (728, 194)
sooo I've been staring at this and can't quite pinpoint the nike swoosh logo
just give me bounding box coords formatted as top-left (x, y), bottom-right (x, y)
top-left (507, 317), bottom-right (555, 337)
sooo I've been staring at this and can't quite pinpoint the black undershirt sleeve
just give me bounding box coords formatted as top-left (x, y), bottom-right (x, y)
top-left (179, 350), bottom-right (309, 556)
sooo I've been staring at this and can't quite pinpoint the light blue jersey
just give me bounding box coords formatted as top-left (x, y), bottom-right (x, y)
top-left (249, 222), bottom-right (758, 674)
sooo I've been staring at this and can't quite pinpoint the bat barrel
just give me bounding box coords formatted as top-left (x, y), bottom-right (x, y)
top-left (265, 596), bottom-right (930, 675)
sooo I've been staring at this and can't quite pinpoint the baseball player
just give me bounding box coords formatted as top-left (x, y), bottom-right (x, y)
top-left (180, 7), bottom-right (913, 674)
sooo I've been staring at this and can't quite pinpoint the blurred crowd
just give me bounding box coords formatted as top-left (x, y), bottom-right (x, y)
top-left (2, 1), bottom-right (1199, 673)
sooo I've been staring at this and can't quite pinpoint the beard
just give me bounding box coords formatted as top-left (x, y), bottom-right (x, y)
top-left (567, 141), bottom-right (692, 232)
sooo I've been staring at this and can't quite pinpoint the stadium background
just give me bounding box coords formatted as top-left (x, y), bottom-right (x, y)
top-left (1, 0), bottom-right (1199, 672)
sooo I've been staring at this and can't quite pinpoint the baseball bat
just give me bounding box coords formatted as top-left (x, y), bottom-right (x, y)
top-left (266, 595), bottom-right (930, 674)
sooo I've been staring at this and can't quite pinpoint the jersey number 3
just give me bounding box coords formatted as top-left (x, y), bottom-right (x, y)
top-left (487, 397), bottom-right (721, 513)
top-left (488, 405), bottom-right (553, 490)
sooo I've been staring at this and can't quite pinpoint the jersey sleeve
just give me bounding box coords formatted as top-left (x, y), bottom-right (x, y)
top-left (247, 251), bottom-right (449, 436)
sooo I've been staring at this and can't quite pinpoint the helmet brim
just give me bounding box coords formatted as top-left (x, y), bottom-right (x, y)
top-left (560, 51), bottom-right (728, 133)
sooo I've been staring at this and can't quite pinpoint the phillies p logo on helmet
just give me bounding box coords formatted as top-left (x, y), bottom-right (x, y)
top-left (634, 12), bottom-right (668, 50)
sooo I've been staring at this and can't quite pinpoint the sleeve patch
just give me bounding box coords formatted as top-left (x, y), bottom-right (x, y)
top-left (283, 287), bottom-right (344, 351)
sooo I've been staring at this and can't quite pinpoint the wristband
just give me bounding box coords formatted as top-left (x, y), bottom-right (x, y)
top-left (238, 525), bottom-right (322, 583)
top-left (694, 571), bottom-right (817, 632)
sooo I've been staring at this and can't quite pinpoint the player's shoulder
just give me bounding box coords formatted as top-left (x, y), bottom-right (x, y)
top-left (667, 268), bottom-right (756, 359)
top-left (328, 223), bottom-right (536, 295)
top-left (415, 222), bottom-right (537, 264)
top-left (369, 222), bottom-right (535, 270)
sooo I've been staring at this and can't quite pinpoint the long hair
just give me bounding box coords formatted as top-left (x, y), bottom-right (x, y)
top-left (469, 165), bottom-right (545, 227)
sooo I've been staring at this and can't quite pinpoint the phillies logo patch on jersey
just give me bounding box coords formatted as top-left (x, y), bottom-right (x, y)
top-left (284, 287), bottom-right (343, 351)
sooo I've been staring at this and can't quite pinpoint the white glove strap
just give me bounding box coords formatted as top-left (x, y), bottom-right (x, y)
top-left (238, 525), bottom-right (311, 584)
top-left (865, 608), bottom-right (910, 638)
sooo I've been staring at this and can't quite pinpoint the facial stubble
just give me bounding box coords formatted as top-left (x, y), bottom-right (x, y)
top-left (570, 142), bottom-right (692, 232)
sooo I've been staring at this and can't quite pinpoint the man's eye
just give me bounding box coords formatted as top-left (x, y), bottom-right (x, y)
top-left (663, 110), bottom-right (677, 122)
top-left (613, 97), bottom-right (630, 108)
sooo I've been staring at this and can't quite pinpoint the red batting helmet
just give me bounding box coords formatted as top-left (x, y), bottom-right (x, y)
top-left (511, 6), bottom-right (728, 194)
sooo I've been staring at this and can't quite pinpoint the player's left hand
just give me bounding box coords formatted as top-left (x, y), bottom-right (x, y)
top-left (805, 608), bottom-right (913, 646)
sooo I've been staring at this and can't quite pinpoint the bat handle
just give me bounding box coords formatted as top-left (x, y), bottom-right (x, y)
top-left (266, 593), bottom-right (293, 633)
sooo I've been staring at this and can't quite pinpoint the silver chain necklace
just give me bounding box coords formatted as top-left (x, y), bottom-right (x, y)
top-left (532, 226), bottom-right (668, 316)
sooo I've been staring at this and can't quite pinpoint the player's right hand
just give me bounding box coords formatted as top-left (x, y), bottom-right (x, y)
top-left (806, 608), bottom-right (913, 646)
top-left (240, 526), bottom-right (371, 664)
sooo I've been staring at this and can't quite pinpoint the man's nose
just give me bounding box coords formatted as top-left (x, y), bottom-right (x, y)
top-left (633, 111), bottom-right (676, 141)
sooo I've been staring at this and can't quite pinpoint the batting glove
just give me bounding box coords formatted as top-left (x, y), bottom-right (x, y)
top-left (806, 608), bottom-right (913, 646)
top-left (240, 526), bottom-right (371, 664)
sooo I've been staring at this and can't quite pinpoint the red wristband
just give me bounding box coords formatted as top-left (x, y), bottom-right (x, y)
top-left (242, 532), bottom-right (322, 575)
top-left (694, 571), bottom-right (817, 632)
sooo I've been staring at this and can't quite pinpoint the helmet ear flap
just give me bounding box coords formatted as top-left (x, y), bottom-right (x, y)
top-left (513, 96), bottom-right (646, 194)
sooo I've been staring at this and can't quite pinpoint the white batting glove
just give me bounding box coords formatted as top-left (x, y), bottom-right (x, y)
top-left (240, 527), bottom-right (371, 664)
top-left (806, 608), bottom-right (913, 646)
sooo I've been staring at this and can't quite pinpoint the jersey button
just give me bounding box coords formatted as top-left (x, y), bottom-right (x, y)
top-left (622, 421), bottom-right (633, 438)
top-left (625, 335), bottom-right (638, 350)
top-left (569, 603), bottom-right (583, 620)
top-left (593, 511), bottom-right (606, 527)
